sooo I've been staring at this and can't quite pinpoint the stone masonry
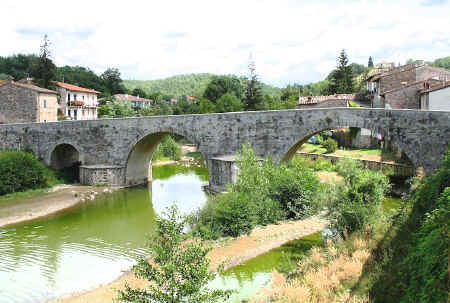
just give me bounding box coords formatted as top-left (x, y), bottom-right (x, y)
top-left (0, 108), bottom-right (448, 188)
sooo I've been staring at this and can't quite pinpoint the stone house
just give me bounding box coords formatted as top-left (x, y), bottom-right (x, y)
top-left (0, 79), bottom-right (58, 124)
top-left (55, 82), bottom-right (100, 120)
top-left (297, 94), bottom-right (353, 108)
top-left (114, 94), bottom-right (152, 108)
top-left (419, 81), bottom-right (450, 111)
top-left (367, 64), bottom-right (450, 108)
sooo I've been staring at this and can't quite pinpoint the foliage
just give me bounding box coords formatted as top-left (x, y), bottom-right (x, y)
top-left (327, 159), bottom-right (390, 237)
top-left (0, 54), bottom-right (39, 80)
top-left (280, 84), bottom-right (301, 102)
top-left (192, 144), bottom-right (321, 239)
top-left (0, 150), bottom-right (50, 195)
top-left (368, 56), bottom-right (374, 68)
top-left (56, 65), bottom-right (104, 92)
top-left (101, 67), bottom-right (126, 95)
top-left (123, 73), bottom-right (281, 99)
top-left (432, 56), bottom-right (450, 70)
top-left (203, 75), bottom-right (244, 103)
top-left (33, 35), bottom-right (57, 89)
top-left (322, 138), bottom-right (338, 153)
top-left (117, 205), bottom-right (231, 303)
top-left (98, 99), bottom-right (135, 118)
top-left (153, 135), bottom-right (182, 161)
top-left (328, 49), bottom-right (354, 94)
top-left (350, 63), bottom-right (369, 77)
top-left (215, 93), bottom-right (243, 113)
top-left (244, 60), bottom-right (264, 110)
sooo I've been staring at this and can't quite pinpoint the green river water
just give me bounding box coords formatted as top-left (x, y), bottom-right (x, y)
top-left (0, 164), bottom-right (401, 303)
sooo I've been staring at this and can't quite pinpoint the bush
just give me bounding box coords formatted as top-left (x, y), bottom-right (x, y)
top-left (322, 138), bottom-right (338, 153)
top-left (313, 158), bottom-right (335, 171)
top-left (327, 160), bottom-right (390, 237)
top-left (0, 150), bottom-right (48, 195)
top-left (154, 135), bottom-right (182, 161)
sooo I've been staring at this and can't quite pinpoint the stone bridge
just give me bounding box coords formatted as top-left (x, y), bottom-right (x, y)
top-left (0, 108), bottom-right (448, 191)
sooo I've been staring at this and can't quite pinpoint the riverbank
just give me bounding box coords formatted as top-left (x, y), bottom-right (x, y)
top-left (0, 184), bottom-right (120, 228)
top-left (50, 215), bottom-right (327, 303)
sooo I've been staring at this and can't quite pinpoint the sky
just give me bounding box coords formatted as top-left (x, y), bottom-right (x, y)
top-left (1, 0), bottom-right (449, 87)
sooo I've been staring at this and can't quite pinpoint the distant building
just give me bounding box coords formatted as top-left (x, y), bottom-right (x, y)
top-left (0, 79), bottom-right (58, 124)
top-left (55, 82), bottom-right (100, 120)
top-left (114, 94), bottom-right (152, 108)
top-left (366, 64), bottom-right (450, 108)
top-left (170, 98), bottom-right (178, 104)
top-left (419, 80), bottom-right (450, 111)
top-left (298, 94), bottom-right (354, 108)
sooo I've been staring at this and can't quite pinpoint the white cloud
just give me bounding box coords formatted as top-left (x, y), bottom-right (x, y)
top-left (1, 0), bottom-right (449, 86)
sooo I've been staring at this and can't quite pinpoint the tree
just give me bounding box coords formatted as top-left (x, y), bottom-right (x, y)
top-left (117, 205), bottom-right (231, 303)
top-left (215, 93), bottom-right (243, 113)
top-left (132, 87), bottom-right (148, 98)
top-left (56, 65), bottom-right (104, 91)
top-left (101, 67), bottom-right (126, 95)
top-left (32, 35), bottom-right (57, 89)
top-left (98, 99), bottom-right (135, 118)
top-left (0, 54), bottom-right (39, 80)
top-left (368, 56), bottom-right (374, 68)
top-left (244, 60), bottom-right (264, 111)
top-left (280, 84), bottom-right (301, 102)
top-left (203, 75), bottom-right (244, 103)
top-left (328, 50), bottom-right (354, 94)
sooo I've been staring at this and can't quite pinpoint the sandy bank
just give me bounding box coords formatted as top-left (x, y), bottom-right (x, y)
top-left (49, 215), bottom-right (327, 303)
top-left (0, 185), bottom-right (120, 228)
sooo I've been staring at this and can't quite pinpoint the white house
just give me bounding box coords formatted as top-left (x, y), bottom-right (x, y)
top-left (420, 81), bottom-right (450, 111)
top-left (56, 82), bottom-right (100, 120)
top-left (114, 94), bottom-right (152, 108)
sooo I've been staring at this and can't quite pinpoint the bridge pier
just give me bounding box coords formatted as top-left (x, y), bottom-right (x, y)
top-left (208, 156), bottom-right (239, 193)
top-left (79, 165), bottom-right (126, 186)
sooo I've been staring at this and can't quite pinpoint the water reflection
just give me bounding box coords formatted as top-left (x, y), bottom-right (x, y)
top-left (0, 164), bottom-right (208, 303)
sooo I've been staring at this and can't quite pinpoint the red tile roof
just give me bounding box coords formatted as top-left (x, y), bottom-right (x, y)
top-left (56, 82), bottom-right (100, 94)
top-left (299, 94), bottom-right (355, 105)
top-left (114, 94), bottom-right (153, 102)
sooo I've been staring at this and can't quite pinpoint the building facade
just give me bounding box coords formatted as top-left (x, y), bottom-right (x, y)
top-left (56, 82), bottom-right (100, 120)
top-left (420, 81), bottom-right (450, 111)
top-left (0, 80), bottom-right (58, 124)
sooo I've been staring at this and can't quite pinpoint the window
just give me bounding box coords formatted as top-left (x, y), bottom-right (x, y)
top-left (43, 99), bottom-right (47, 109)
top-left (74, 94), bottom-right (77, 100)
top-left (68, 94), bottom-right (71, 101)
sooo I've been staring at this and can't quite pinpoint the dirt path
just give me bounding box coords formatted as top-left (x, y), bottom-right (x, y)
top-left (49, 216), bottom-right (327, 303)
top-left (0, 185), bottom-right (119, 228)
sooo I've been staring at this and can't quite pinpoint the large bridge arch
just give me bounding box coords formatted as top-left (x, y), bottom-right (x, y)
top-left (279, 122), bottom-right (416, 169)
top-left (124, 127), bottom-right (207, 186)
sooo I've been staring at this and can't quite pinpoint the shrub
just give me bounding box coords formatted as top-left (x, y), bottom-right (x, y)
top-left (322, 138), bottom-right (338, 153)
top-left (154, 135), bottom-right (182, 161)
top-left (0, 150), bottom-right (48, 195)
top-left (327, 160), bottom-right (390, 237)
top-left (312, 158), bottom-right (335, 171)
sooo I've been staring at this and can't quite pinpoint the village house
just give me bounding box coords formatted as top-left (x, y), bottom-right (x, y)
top-left (114, 94), bottom-right (152, 108)
top-left (55, 82), bottom-right (100, 120)
top-left (366, 63), bottom-right (450, 108)
top-left (0, 79), bottom-right (58, 124)
top-left (298, 94), bottom-right (354, 108)
top-left (419, 80), bottom-right (450, 111)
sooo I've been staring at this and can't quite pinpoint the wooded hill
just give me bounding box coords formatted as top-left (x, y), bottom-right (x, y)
top-left (123, 73), bottom-right (282, 98)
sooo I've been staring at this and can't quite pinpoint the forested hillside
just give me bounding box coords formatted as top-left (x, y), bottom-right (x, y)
top-left (123, 73), bottom-right (281, 98)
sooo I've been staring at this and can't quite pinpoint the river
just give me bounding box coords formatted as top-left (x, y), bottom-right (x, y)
top-left (0, 163), bottom-right (402, 303)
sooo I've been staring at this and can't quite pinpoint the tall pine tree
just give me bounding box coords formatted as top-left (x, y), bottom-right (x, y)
top-left (368, 56), bottom-right (374, 68)
top-left (336, 49), bottom-right (354, 93)
top-left (33, 34), bottom-right (56, 89)
top-left (244, 60), bottom-right (263, 111)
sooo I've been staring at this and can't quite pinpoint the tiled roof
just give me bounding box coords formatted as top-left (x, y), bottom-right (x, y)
top-left (420, 80), bottom-right (450, 94)
top-left (381, 79), bottom-right (442, 95)
top-left (56, 82), bottom-right (100, 94)
top-left (114, 94), bottom-right (153, 102)
top-left (0, 80), bottom-right (7, 86)
top-left (299, 94), bottom-right (355, 105)
top-left (0, 81), bottom-right (58, 94)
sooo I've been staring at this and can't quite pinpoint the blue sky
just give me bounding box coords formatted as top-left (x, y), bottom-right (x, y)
top-left (1, 0), bottom-right (449, 87)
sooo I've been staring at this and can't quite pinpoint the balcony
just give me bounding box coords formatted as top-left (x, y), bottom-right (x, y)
top-left (69, 101), bottom-right (84, 107)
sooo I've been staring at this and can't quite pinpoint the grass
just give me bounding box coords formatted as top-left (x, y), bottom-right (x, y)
top-left (0, 188), bottom-right (50, 203)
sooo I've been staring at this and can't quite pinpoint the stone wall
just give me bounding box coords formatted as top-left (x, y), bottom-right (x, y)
top-left (0, 83), bottom-right (38, 124)
top-left (380, 68), bottom-right (416, 93)
top-left (382, 82), bottom-right (425, 109)
top-left (0, 108), bottom-right (447, 186)
top-left (79, 165), bottom-right (125, 185)
top-left (416, 66), bottom-right (450, 82)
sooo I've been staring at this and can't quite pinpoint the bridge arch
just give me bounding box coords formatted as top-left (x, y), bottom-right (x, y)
top-left (279, 120), bottom-right (416, 169)
top-left (124, 129), bottom-right (207, 186)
